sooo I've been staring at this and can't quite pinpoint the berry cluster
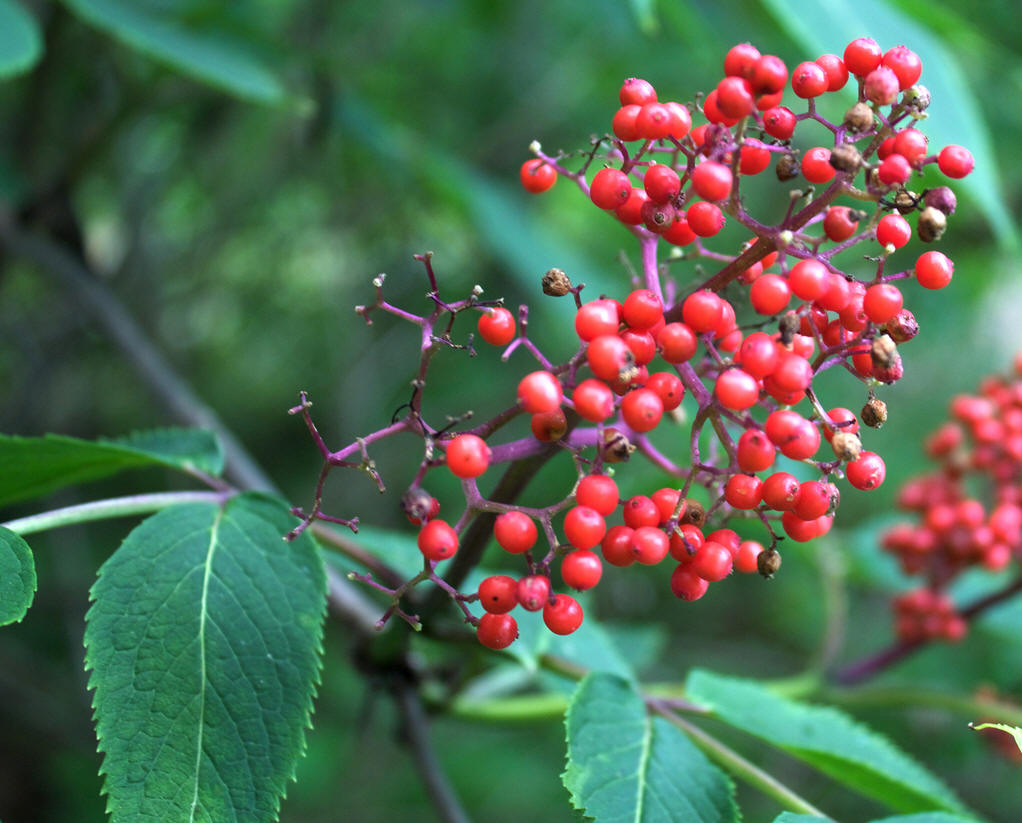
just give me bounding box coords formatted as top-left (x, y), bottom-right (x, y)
top-left (882, 356), bottom-right (1022, 643)
top-left (293, 38), bottom-right (973, 652)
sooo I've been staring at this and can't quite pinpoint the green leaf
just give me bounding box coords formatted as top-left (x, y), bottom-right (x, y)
top-left (564, 673), bottom-right (739, 823)
top-left (0, 0), bottom-right (42, 78)
top-left (84, 493), bottom-right (327, 823)
top-left (770, 815), bottom-right (830, 822)
top-left (686, 669), bottom-right (966, 814)
top-left (970, 721), bottom-right (1022, 753)
top-left (758, 0), bottom-right (1019, 251)
top-left (0, 526), bottom-right (36, 625)
top-left (60, 0), bottom-right (289, 105)
top-left (0, 428), bottom-right (224, 507)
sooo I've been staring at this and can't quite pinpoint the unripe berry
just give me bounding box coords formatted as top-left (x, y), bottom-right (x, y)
top-left (864, 66), bottom-right (900, 106)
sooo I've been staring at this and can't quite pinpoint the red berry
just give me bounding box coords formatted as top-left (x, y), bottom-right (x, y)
top-left (576, 474), bottom-right (619, 516)
top-left (658, 322), bottom-right (698, 363)
top-left (620, 77), bottom-right (657, 106)
top-left (714, 368), bottom-right (761, 410)
top-left (788, 259), bottom-right (830, 300)
top-left (937, 145), bottom-right (974, 179)
top-left (692, 540), bottom-right (733, 581)
top-left (876, 214), bottom-right (911, 249)
top-left (802, 147), bottom-right (836, 184)
top-left (702, 89), bottom-right (740, 127)
top-left (751, 54), bottom-right (788, 94)
top-left (418, 519), bottom-right (459, 561)
top-left (670, 565), bottom-right (709, 601)
top-left (762, 472), bottom-right (800, 511)
top-left (765, 409), bottom-right (820, 459)
top-left (735, 540), bottom-right (764, 573)
top-left (771, 351), bottom-right (813, 393)
top-left (587, 334), bottom-right (633, 381)
top-left (623, 289), bottom-right (664, 330)
top-left (749, 273), bottom-right (791, 315)
top-left (517, 575), bottom-right (551, 611)
top-left (561, 549), bottom-right (603, 591)
top-left (739, 138), bottom-right (771, 175)
top-left (601, 525), bottom-right (636, 567)
top-left (791, 61), bottom-right (828, 98)
top-left (682, 290), bottom-right (724, 333)
top-left (816, 54), bottom-right (848, 91)
top-left (520, 159), bottom-right (557, 194)
top-left (651, 488), bottom-right (681, 524)
top-left (843, 37), bottom-right (882, 76)
top-left (543, 593), bottom-right (584, 635)
top-left (636, 102), bottom-right (673, 139)
top-left (737, 429), bottom-right (776, 472)
top-left (663, 210), bottom-right (697, 246)
top-left (893, 128), bottom-right (928, 166)
top-left (724, 43), bottom-right (761, 78)
top-left (823, 408), bottom-right (859, 441)
top-left (494, 511), bottom-right (537, 554)
top-left (664, 102), bottom-right (693, 139)
top-left (621, 387), bottom-right (664, 432)
top-left (847, 451), bottom-right (886, 490)
top-left (612, 105), bottom-right (642, 141)
top-left (817, 272), bottom-right (851, 312)
top-left (642, 199), bottom-right (676, 235)
top-left (737, 331), bottom-right (779, 378)
top-left (477, 613), bottom-right (518, 649)
top-left (669, 523), bottom-right (703, 562)
top-left (478, 575), bottom-right (519, 614)
top-left (614, 187), bottom-right (648, 225)
top-left (517, 370), bottom-right (563, 413)
top-left (725, 474), bottom-right (763, 510)
top-left (715, 76), bottom-right (755, 119)
top-left (691, 161), bottom-right (734, 202)
top-left (915, 250), bottom-right (954, 289)
top-left (575, 298), bottom-right (621, 341)
top-left (634, 373), bottom-right (674, 413)
top-left (622, 495), bottom-right (659, 529)
top-left (531, 408), bottom-right (567, 442)
top-left (477, 306), bottom-right (516, 346)
top-left (446, 433), bottom-right (491, 478)
top-left (762, 106), bottom-right (796, 140)
top-left (687, 201), bottom-right (725, 237)
top-left (878, 153), bottom-right (911, 186)
top-left (882, 45), bottom-right (922, 90)
top-left (643, 164), bottom-right (681, 204)
top-left (573, 378), bottom-right (616, 422)
top-left (793, 480), bottom-right (833, 520)
top-left (823, 207), bottom-right (860, 243)
top-left (863, 283), bottom-right (904, 324)
top-left (591, 167), bottom-right (633, 210)
top-left (563, 505), bottom-right (607, 550)
top-left (631, 526), bottom-right (670, 565)
top-left (782, 511), bottom-right (826, 542)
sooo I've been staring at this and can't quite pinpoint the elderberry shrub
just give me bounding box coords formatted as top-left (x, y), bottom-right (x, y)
top-left (292, 38), bottom-right (973, 650)
top-left (882, 355), bottom-right (1022, 644)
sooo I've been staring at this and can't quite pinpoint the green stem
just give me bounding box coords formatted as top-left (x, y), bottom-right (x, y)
top-left (450, 693), bottom-right (569, 723)
top-left (821, 686), bottom-right (1022, 728)
top-left (652, 704), bottom-right (833, 820)
top-left (2, 491), bottom-right (228, 535)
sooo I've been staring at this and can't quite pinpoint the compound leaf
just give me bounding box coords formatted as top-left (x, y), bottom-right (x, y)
top-left (85, 493), bottom-right (327, 823)
top-left (60, 0), bottom-right (288, 105)
top-left (0, 428), bottom-right (223, 507)
top-left (564, 672), bottom-right (739, 823)
top-left (687, 669), bottom-right (966, 815)
top-left (0, 0), bottom-right (42, 78)
top-left (0, 526), bottom-right (35, 625)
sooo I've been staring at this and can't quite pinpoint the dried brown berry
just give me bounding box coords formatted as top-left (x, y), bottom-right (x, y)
top-left (778, 312), bottom-right (800, 346)
top-left (758, 548), bottom-right (782, 578)
top-left (843, 102), bottom-right (875, 133)
top-left (542, 268), bottom-right (572, 296)
top-left (601, 428), bottom-right (634, 463)
top-left (679, 498), bottom-right (706, 529)
top-left (402, 487), bottom-right (435, 522)
top-left (903, 84), bottom-right (931, 111)
top-left (871, 334), bottom-right (898, 369)
top-left (917, 206), bottom-right (947, 243)
top-left (894, 190), bottom-right (921, 215)
top-left (829, 143), bottom-right (862, 174)
top-left (885, 308), bottom-right (919, 343)
top-left (862, 394), bottom-right (888, 428)
top-left (831, 431), bottom-right (863, 462)
top-left (775, 153), bottom-right (800, 181)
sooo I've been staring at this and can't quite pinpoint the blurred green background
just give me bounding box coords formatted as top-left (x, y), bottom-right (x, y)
top-left (1, 0), bottom-right (1021, 821)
